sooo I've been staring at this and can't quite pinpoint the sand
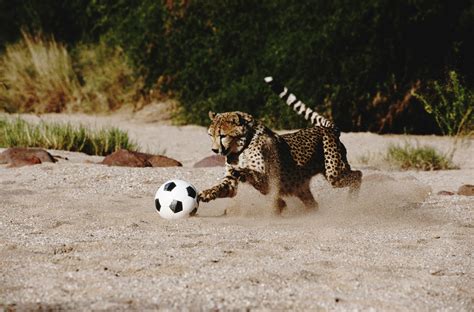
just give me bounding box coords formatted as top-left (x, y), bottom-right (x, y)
top-left (0, 113), bottom-right (473, 311)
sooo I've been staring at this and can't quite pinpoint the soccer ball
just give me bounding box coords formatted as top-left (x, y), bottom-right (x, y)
top-left (154, 179), bottom-right (199, 219)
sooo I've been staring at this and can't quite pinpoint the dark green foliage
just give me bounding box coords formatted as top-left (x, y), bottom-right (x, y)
top-left (1, 0), bottom-right (473, 132)
top-left (0, 1), bottom-right (97, 48)
top-left (97, 0), bottom-right (473, 131)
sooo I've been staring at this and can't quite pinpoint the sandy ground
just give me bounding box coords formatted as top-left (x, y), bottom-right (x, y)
top-left (0, 113), bottom-right (473, 311)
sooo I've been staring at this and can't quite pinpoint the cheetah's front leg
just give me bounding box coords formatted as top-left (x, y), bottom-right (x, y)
top-left (198, 175), bottom-right (239, 203)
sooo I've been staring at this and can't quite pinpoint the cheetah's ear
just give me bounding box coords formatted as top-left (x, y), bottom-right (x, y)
top-left (208, 111), bottom-right (216, 120)
top-left (237, 112), bottom-right (254, 127)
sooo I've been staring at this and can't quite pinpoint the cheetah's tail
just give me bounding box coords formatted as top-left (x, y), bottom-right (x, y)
top-left (264, 76), bottom-right (337, 130)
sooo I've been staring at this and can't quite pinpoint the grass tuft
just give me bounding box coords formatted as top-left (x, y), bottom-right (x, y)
top-left (0, 118), bottom-right (138, 156)
top-left (385, 143), bottom-right (456, 171)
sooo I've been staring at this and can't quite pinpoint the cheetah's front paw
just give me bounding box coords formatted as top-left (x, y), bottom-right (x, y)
top-left (198, 189), bottom-right (217, 203)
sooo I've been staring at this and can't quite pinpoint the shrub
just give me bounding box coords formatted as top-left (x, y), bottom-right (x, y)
top-left (0, 117), bottom-right (138, 156)
top-left (0, 31), bottom-right (82, 113)
top-left (0, 32), bottom-right (145, 114)
top-left (385, 143), bottom-right (456, 171)
top-left (413, 71), bottom-right (474, 136)
top-left (98, 0), bottom-right (473, 131)
top-left (73, 41), bottom-right (145, 112)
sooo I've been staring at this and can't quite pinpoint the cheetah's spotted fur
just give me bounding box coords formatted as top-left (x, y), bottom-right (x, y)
top-left (198, 77), bottom-right (362, 213)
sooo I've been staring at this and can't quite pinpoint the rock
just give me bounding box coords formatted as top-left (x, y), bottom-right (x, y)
top-left (193, 155), bottom-right (226, 168)
top-left (101, 149), bottom-right (149, 167)
top-left (101, 149), bottom-right (182, 167)
top-left (147, 155), bottom-right (182, 167)
top-left (0, 148), bottom-right (57, 167)
top-left (437, 190), bottom-right (455, 196)
top-left (457, 184), bottom-right (474, 196)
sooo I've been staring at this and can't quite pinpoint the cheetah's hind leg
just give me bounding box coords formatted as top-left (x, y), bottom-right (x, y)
top-left (327, 169), bottom-right (363, 199)
top-left (295, 185), bottom-right (319, 211)
top-left (346, 169), bottom-right (362, 198)
top-left (322, 132), bottom-right (362, 200)
top-left (273, 197), bottom-right (287, 215)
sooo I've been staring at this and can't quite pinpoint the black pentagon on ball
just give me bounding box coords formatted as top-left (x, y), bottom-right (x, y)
top-left (169, 200), bottom-right (183, 213)
top-left (164, 182), bottom-right (176, 191)
top-left (186, 186), bottom-right (197, 198)
top-left (155, 198), bottom-right (161, 212)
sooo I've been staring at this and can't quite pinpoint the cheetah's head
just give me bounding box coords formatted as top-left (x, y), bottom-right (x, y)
top-left (207, 111), bottom-right (254, 156)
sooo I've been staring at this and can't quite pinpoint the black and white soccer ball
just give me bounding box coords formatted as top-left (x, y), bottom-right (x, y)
top-left (154, 179), bottom-right (199, 219)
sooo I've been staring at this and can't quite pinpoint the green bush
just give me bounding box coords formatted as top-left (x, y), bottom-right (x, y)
top-left (385, 143), bottom-right (456, 171)
top-left (97, 0), bottom-right (473, 130)
top-left (413, 71), bottom-right (473, 136)
top-left (0, 118), bottom-right (138, 155)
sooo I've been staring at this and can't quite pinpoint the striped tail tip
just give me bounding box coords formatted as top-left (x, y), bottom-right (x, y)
top-left (264, 76), bottom-right (286, 96)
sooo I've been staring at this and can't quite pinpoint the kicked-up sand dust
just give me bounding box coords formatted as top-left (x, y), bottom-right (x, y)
top-left (0, 112), bottom-right (473, 310)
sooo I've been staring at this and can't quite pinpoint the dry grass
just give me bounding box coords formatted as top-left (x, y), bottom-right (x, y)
top-left (0, 31), bottom-right (82, 113)
top-left (0, 32), bottom-right (145, 114)
top-left (73, 42), bottom-right (145, 112)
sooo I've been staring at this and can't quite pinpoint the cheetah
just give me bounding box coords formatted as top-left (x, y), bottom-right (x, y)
top-left (198, 76), bottom-right (362, 213)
